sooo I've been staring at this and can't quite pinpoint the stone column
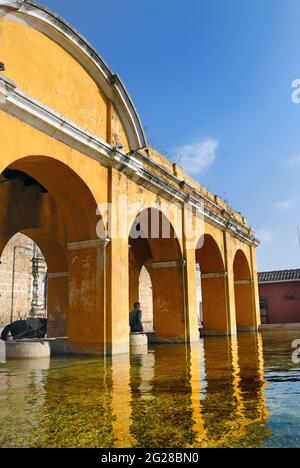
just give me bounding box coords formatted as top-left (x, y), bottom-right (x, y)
top-left (106, 235), bottom-right (130, 355)
top-left (184, 248), bottom-right (202, 342)
top-left (105, 168), bottom-right (130, 355)
top-left (224, 232), bottom-right (238, 336)
top-left (67, 238), bottom-right (110, 355)
top-left (250, 245), bottom-right (261, 330)
top-left (47, 272), bottom-right (69, 338)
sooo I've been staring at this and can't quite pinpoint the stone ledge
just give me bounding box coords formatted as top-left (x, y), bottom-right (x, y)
top-left (3, 340), bottom-right (50, 360)
top-left (130, 333), bottom-right (148, 347)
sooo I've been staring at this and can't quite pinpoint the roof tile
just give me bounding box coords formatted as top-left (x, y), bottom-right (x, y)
top-left (258, 269), bottom-right (300, 283)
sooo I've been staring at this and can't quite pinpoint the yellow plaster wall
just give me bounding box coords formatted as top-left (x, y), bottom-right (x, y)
top-left (0, 16), bottom-right (131, 152)
top-left (0, 10), bottom-right (261, 352)
top-left (0, 17), bottom-right (108, 140)
top-left (0, 112), bottom-right (109, 207)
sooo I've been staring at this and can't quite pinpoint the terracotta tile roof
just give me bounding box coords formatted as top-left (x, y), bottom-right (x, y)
top-left (258, 269), bottom-right (300, 283)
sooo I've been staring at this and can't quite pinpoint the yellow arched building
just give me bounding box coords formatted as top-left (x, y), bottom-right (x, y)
top-left (0, 0), bottom-right (261, 355)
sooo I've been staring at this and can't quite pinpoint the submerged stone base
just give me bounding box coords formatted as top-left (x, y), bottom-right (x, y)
top-left (3, 340), bottom-right (51, 360)
top-left (130, 333), bottom-right (148, 354)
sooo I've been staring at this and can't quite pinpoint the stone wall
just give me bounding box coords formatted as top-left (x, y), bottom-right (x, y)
top-left (0, 233), bottom-right (47, 325)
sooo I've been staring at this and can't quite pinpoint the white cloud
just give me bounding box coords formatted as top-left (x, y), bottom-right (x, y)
top-left (289, 155), bottom-right (300, 167)
top-left (256, 229), bottom-right (273, 244)
top-left (174, 137), bottom-right (218, 175)
top-left (274, 200), bottom-right (296, 212)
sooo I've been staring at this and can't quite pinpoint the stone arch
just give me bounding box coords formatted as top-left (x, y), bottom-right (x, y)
top-left (196, 234), bottom-right (229, 335)
top-left (1, 155), bottom-right (101, 242)
top-left (0, 155), bottom-right (107, 352)
top-left (233, 250), bottom-right (256, 331)
top-left (129, 208), bottom-right (187, 342)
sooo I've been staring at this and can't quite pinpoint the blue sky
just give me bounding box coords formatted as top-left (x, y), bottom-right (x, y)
top-left (41, 0), bottom-right (300, 271)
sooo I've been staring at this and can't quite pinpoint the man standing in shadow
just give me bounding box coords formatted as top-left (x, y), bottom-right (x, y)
top-left (129, 302), bottom-right (144, 333)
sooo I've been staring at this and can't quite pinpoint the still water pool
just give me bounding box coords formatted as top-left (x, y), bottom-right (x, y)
top-left (0, 331), bottom-right (300, 448)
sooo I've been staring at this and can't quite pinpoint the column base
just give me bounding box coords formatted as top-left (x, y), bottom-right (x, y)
top-left (3, 340), bottom-right (50, 360)
top-left (130, 332), bottom-right (148, 345)
top-left (130, 333), bottom-right (148, 354)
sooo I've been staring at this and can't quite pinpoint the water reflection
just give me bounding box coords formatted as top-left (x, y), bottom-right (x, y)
top-left (261, 331), bottom-right (300, 448)
top-left (0, 359), bottom-right (50, 447)
top-left (2, 333), bottom-right (299, 448)
top-left (130, 346), bottom-right (196, 447)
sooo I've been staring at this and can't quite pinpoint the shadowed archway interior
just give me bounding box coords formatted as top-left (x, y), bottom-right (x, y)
top-left (0, 155), bottom-right (107, 351)
top-left (233, 250), bottom-right (256, 331)
top-left (129, 208), bottom-right (187, 342)
top-left (196, 234), bottom-right (229, 335)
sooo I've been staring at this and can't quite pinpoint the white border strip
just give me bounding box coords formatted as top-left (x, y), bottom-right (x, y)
top-left (151, 261), bottom-right (179, 269)
top-left (201, 272), bottom-right (228, 279)
top-left (48, 272), bottom-right (69, 279)
top-left (68, 239), bottom-right (111, 251)
top-left (234, 280), bottom-right (254, 285)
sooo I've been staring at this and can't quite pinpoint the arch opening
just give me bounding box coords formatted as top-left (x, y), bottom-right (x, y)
top-left (0, 155), bottom-right (106, 352)
top-left (233, 250), bottom-right (256, 331)
top-left (195, 235), bottom-right (229, 336)
top-left (138, 266), bottom-right (153, 333)
top-left (129, 208), bottom-right (186, 342)
top-left (0, 156), bottom-right (101, 244)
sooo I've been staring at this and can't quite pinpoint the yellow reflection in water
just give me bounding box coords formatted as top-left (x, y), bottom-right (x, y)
top-left (0, 334), bottom-right (271, 448)
top-left (189, 341), bottom-right (208, 446)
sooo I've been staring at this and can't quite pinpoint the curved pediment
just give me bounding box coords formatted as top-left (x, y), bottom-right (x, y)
top-left (0, 0), bottom-right (147, 151)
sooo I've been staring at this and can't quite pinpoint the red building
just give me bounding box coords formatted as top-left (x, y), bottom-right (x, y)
top-left (258, 270), bottom-right (300, 324)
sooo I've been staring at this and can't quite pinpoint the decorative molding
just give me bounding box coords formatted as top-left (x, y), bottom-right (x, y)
top-left (67, 238), bottom-right (111, 251)
top-left (234, 280), bottom-right (254, 285)
top-left (48, 272), bottom-right (69, 279)
top-left (150, 261), bottom-right (180, 269)
top-left (0, 0), bottom-right (147, 151)
top-left (136, 150), bottom-right (258, 244)
top-left (0, 75), bottom-right (258, 247)
top-left (201, 272), bottom-right (228, 280)
top-left (0, 75), bottom-right (113, 164)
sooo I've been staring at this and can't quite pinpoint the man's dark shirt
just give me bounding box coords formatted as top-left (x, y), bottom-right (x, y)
top-left (129, 309), bottom-right (143, 333)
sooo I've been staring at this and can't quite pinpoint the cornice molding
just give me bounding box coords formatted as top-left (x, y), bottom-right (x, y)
top-left (0, 75), bottom-right (259, 247)
top-left (68, 239), bottom-right (111, 251)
